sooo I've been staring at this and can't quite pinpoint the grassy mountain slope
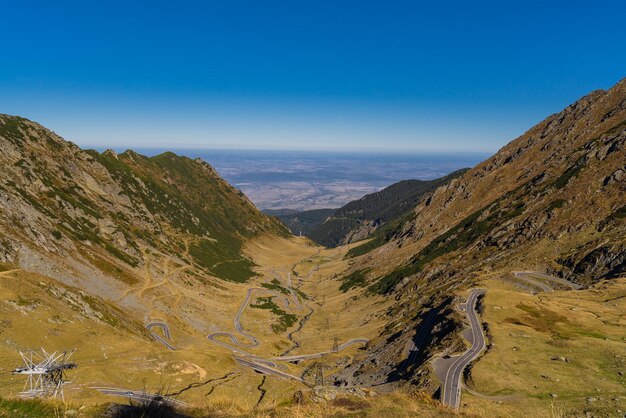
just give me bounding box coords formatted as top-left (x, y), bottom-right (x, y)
top-left (0, 114), bottom-right (288, 291)
top-left (348, 79), bottom-right (626, 294)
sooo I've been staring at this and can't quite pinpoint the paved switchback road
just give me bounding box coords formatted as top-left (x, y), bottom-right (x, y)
top-left (206, 263), bottom-right (368, 381)
top-left (442, 289), bottom-right (486, 410)
top-left (273, 338), bottom-right (368, 363)
top-left (234, 358), bottom-right (304, 382)
top-left (207, 286), bottom-right (294, 352)
top-left (92, 387), bottom-right (188, 407)
top-left (145, 322), bottom-right (176, 350)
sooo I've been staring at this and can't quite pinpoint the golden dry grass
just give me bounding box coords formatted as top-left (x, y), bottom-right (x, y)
top-left (462, 277), bottom-right (626, 417)
top-left (2, 234), bottom-right (624, 417)
top-left (0, 235), bottom-right (393, 413)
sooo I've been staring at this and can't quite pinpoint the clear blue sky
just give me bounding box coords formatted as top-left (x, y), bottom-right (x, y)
top-left (1, 0), bottom-right (625, 153)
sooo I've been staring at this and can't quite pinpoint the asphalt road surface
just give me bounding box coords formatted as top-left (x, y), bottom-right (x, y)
top-left (206, 286), bottom-right (293, 351)
top-left (145, 322), bottom-right (176, 350)
top-left (512, 272), bottom-right (553, 292)
top-left (92, 386), bottom-right (188, 407)
top-left (234, 358), bottom-right (304, 382)
top-left (441, 289), bottom-right (486, 410)
top-left (273, 338), bottom-right (368, 363)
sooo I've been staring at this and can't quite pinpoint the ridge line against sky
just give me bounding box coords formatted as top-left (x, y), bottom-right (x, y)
top-left (1, 1), bottom-right (625, 153)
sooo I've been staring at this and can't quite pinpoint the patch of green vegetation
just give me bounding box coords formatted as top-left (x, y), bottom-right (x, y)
top-left (0, 116), bottom-right (30, 149)
top-left (261, 278), bottom-right (308, 300)
top-left (211, 259), bottom-right (257, 283)
top-left (0, 397), bottom-right (59, 418)
top-left (45, 185), bottom-right (103, 219)
top-left (250, 296), bottom-right (278, 311)
top-left (307, 217), bottom-right (360, 247)
top-left (8, 182), bottom-right (55, 217)
top-left (547, 199), bottom-right (566, 211)
top-left (15, 296), bottom-right (37, 307)
top-left (59, 215), bottom-right (139, 267)
top-left (295, 288), bottom-right (308, 300)
top-left (83, 149), bottom-right (288, 283)
top-left (13, 158), bottom-right (28, 168)
top-left (270, 208), bottom-right (335, 236)
top-left (307, 169), bottom-right (467, 248)
top-left (45, 136), bottom-right (63, 151)
top-left (339, 268), bottom-right (371, 292)
top-left (346, 236), bottom-right (383, 258)
top-left (552, 157), bottom-right (586, 189)
top-left (250, 296), bottom-right (298, 333)
top-left (102, 241), bottom-right (139, 267)
top-left (261, 278), bottom-right (291, 295)
top-left (7, 125), bottom-right (288, 289)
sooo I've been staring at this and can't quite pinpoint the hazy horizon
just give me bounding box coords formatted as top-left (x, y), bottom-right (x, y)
top-left (98, 145), bottom-right (492, 157)
top-left (113, 147), bottom-right (489, 210)
top-left (2, 2), bottom-right (624, 154)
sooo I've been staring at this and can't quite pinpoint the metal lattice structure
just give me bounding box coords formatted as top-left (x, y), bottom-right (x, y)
top-left (11, 348), bottom-right (77, 400)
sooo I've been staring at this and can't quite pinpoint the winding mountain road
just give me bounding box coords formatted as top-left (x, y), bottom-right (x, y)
top-left (145, 322), bottom-right (176, 350)
top-left (273, 338), bottom-right (368, 363)
top-left (206, 266), bottom-right (368, 382)
top-left (234, 358), bottom-right (304, 382)
top-left (206, 286), bottom-right (296, 351)
top-left (92, 386), bottom-right (188, 407)
top-left (441, 289), bottom-right (486, 410)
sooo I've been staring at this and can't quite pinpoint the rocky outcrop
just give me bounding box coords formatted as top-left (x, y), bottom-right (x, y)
top-left (558, 242), bottom-right (626, 283)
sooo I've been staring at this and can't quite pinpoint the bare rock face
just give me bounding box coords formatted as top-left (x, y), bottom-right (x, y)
top-left (604, 167), bottom-right (625, 185)
top-left (0, 236), bottom-right (19, 263)
top-left (342, 220), bottom-right (378, 244)
top-left (558, 242), bottom-right (626, 283)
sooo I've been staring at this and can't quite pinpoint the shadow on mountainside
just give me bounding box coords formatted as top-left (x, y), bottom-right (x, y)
top-left (386, 298), bottom-right (456, 384)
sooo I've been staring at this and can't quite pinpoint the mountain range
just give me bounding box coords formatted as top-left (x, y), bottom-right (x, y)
top-left (268, 169), bottom-right (467, 247)
top-left (0, 77), bottom-right (624, 417)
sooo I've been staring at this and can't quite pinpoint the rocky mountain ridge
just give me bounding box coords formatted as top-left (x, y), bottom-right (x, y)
top-left (332, 77), bottom-right (625, 388)
top-left (0, 115), bottom-right (287, 301)
top-left (272, 169), bottom-right (467, 248)
top-left (350, 79), bottom-right (625, 290)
